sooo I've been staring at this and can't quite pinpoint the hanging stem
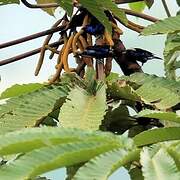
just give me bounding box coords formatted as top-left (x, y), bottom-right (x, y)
top-left (161, 0), bottom-right (171, 17)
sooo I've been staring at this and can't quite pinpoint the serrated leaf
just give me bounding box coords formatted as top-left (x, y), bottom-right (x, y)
top-left (137, 109), bottom-right (180, 124)
top-left (0, 141), bottom-right (120, 180)
top-left (141, 147), bottom-right (180, 180)
top-left (166, 142), bottom-right (180, 170)
top-left (122, 73), bottom-right (180, 109)
top-left (36, 0), bottom-right (57, 16)
top-left (59, 85), bottom-right (107, 130)
top-left (0, 0), bottom-right (19, 5)
top-left (0, 83), bottom-right (44, 100)
top-left (129, 1), bottom-right (146, 13)
top-left (0, 127), bottom-right (123, 156)
top-left (73, 148), bottom-right (140, 180)
top-left (164, 32), bottom-right (180, 80)
top-left (142, 15), bottom-right (180, 35)
top-left (134, 127), bottom-right (180, 147)
top-left (55, 0), bottom-right (73, 16)
top-left (0, 84), bottom-right (69, 134)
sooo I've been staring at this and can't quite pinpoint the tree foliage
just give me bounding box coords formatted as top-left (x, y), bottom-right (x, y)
top-left (0, 0), bottom-right (180, 179)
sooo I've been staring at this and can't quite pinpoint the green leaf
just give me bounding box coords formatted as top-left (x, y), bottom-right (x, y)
top-left (129, 167), bottom-right (144, 180)
top-left (73, 149), bottom-right (140, 180)
top-left (0, 83), bottom-right (44, 100)
top-left (134, 127), bottom-right (180, 147)
top-left (142, 15), bottom-right (180, 35)
top-left (59, 85), bottom-right (107, 130)
top-left (0, 141), bottom-right (120, 180)
top-left (166, 142), bottom-right (180, 170)
top-left (102, 0), bottom-right (128, 25)
top-left (122, 73), bottom-right (180, 109)
top-left (137, 109), bottom-right (180, 124)
top-left (0, 127), bottom-right (123, 156)
top-left (129, 1), bottom-right (146, 13)
top-left (56, 0), bottom-right (73, 16)
top-left (0, 0), bottom-right (19, 6)
top-left (36, 0), bottom-right (57, 16)
top-left (102, 105), bottom-right (135, 134)
top-left (0, 84), bottom-right (69, 134)
top-left (141, 147), bottom-right (180, 180)
top-left (107, 81), bottom-right (140, 101)
top-left (164, 32), bottom-right (180, 80)
top-left (80, 0), bottom-right (112, 33)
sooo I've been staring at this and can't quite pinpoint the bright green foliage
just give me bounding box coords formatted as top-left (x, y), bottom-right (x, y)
top-left (0, 127), bottom-right (122, 155)
top-left (137, 109), bottom-right (180, 124)
top-left (129, 1), bottom-right (146, 13)
top-left (73, 149), bottom-right (140, 180)
top-left (0, 0), bottom-right (19, 5)
top-left (59, 85), bottom-right (107, 130)
top-left (0, 83), bottom-right (44, 99)
top-left (142, 15), bottom-right (180, 35)
top-left (164, 33), bottom-right (180, 80)
top-left (134, 127), bottom-right (180, 146)
top-left (0, 141), bottom-right (120, 180)
top-left (0, 84), bottom-right (69, 134)
top-left (121, 73), bottom-right (180, 109)
top-left (0, 127), bottom-right (132, 180)
top-left (140, 147), bottom-right (180, 180)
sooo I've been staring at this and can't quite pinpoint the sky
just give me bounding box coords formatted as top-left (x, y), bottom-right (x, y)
top-left (0, 0), bottom-right (179, 179)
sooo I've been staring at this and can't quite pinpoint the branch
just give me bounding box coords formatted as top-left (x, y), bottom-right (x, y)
top-left (21, 0), bottom-right (58, 8)
top-left (21, 0), bottom-right (144, 9)
top-left (114, 0), bottom-right (143, 4)
top-left (0, 25), bottom-right (65, 49)
top-left (120, 8), bottom-right (159, 22)
top-left (0, 41), bottom-right (63, 66)
top-left (161, 0), bottom-right (171, 17)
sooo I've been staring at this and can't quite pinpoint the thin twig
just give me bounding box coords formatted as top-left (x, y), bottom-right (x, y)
top-left (115, 16), bottom-right (142, 33)
top-left (0, 41), bottom-right (63, 66)
top-left (21, 0), bottom-right (144, 9)
top-left (35, 18), bottom-right (64, 76)
top-left (120, 8), bottom-right (159, 22)
top-left (21, 0), bottom-right (59, 8)
top-left (161, 0), bottom-right (171, 17)
top-left (0, 25), bottom-right (65, 49)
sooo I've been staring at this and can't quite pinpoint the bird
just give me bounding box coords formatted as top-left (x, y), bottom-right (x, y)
top-left (123, 48), bottom-right (162, 65)
top-left (79, 45), bottom-right (113, 59)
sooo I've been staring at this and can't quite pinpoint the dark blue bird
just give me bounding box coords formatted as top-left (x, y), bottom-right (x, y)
top-left (80, 45), bottom-right (113, 59)
top-left (124, 48), bottom-right (162, 64)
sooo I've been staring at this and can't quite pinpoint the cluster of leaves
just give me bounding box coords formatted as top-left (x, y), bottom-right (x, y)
top-left (0, 0), bottom-right (180, 179)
